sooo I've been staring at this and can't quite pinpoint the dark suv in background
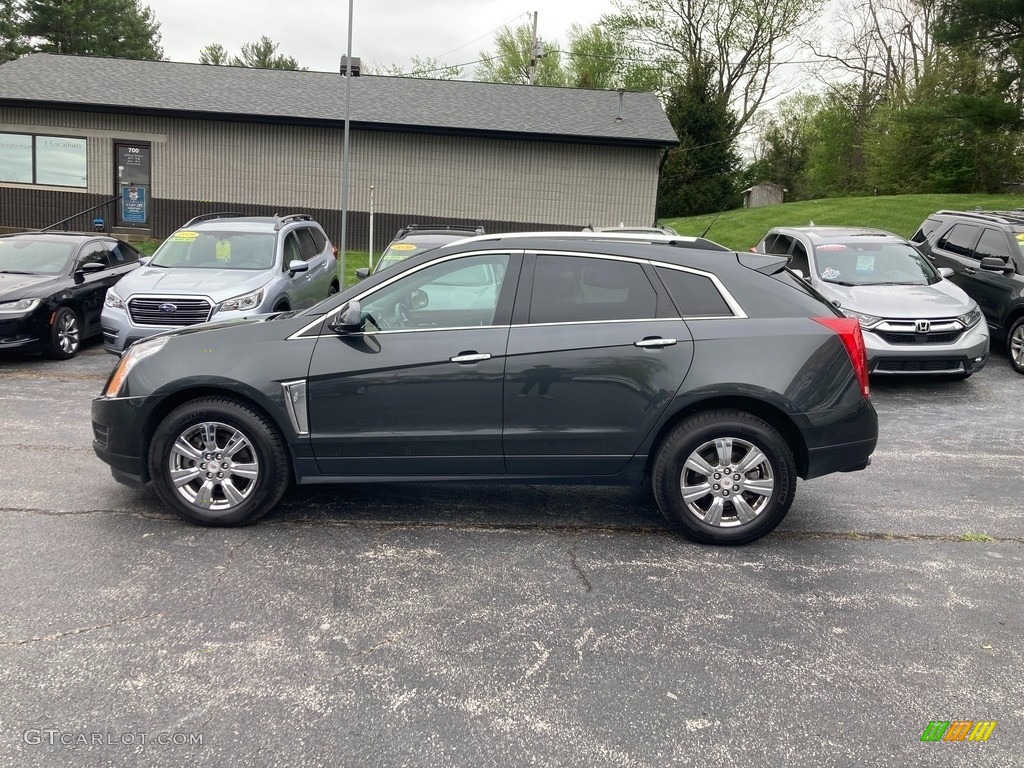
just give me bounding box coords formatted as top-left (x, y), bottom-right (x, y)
top-left (912, 210), bottom-right (1024, 373)
top-left (356, 224), bottom-right (486, 278)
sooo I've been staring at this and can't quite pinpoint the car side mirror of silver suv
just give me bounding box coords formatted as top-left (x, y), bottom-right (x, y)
top-left (287, 259), bottom-right (309, 276)
top-left (938, 267), bottom-right (954, 278)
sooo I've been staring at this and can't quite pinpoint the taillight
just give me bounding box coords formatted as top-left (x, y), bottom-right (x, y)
top-left (813, 316), bottom-right (870, 397)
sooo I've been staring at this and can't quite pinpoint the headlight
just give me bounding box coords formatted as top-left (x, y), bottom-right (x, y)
top-left (957, 307), bottom-right (982, 329)
top-left (843, 309), bottom-right (882, 329)
top-left (104, 289), bottom-right (125, 309)
top-left (103, 336), bottom-right (170, 398)
top-left (0, 297), bottom-right (41, 314)
top-left (216, 288), bottom-right (264, 313)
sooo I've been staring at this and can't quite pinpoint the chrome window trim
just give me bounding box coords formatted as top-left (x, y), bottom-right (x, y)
top-left (288, 249), bottom-right (517, 340)
top-left (288, 248), bottom-right (748, 340)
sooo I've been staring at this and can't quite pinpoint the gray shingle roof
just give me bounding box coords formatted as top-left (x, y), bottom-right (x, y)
top-left (0, 54), bottom-right (678, 147)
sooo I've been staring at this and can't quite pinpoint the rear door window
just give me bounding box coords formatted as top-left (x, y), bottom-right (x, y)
top-left (655, 267), bottom-right (733, 317)
top-left (296, 228), bottom-right (322, 261)
top-left (937, 223), bottom-right (980, 258)
top-left (528, 255), bottom-right (657, 323)
top-left (975, 228), bottom-right (1014, 262)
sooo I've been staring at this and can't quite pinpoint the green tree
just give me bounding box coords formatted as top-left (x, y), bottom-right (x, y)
top-left (744, 92), bottom-right (821, 199)
top-left (563, 23), bottom-right (622, 89)
top-left (230, 36), bottom-right (303, 70)
top-left (802, 85), bottom-right (872, 197)
top-left (605, 0), bottom-right (824, 134)
top-left (371, 55), bottom-right (462, 79)
top-left (475, 23), bottom-right (566, 86)
top-left (1, 0), bottom-right (27, 64)
top-left (198, 43), bottom-right (229, 65)
top-left (657, 59), bottom-right (741, 217)
top-left (22, 0), bottom-right (162, 59)
top-left (934, 0), bottom-right (1024, 105)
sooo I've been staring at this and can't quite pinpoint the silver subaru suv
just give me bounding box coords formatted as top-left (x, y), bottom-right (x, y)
top-left (101, 213), bottom-right (339, 353)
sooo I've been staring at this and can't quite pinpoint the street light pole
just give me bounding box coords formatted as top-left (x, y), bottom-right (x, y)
top-left (339, 0), bottom-right (355, 287)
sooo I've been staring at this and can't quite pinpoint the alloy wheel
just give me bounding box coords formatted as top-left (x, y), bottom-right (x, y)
top-left (679, 437), bottom-right (776, 527)
top-left (168, 421), bottom-right (260, 511)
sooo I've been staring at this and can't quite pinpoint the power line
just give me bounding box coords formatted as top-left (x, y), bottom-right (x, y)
top-left (431, 12), bottom-right (530, 61)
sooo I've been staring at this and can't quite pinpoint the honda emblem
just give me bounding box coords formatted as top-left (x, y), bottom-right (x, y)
top-left (915, 319), bottom-right (930, 333)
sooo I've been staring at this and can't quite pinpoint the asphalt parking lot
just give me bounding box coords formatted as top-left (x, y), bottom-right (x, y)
top-left (1, 338), bottom-right (1021, 767)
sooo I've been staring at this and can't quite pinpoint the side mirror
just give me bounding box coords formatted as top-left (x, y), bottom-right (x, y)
top-left (979, 256), bottom-right (1012, 273)
top-left (938, 267), bottom-right (954, 278)
top-left (354, 267), bottom-right (369, 280)
top-left (329, 300), bottom-right (363, 334)
top-left (410, 288), bottom-right (428, 310)
top-left (791, 268), bottom-right (805, 279)
top-left (74, 261), bottom-right (106, 282)
top-left (287, 259), bottom-right (309, 276)
top-left (139, 257), bottom-right (151, 266)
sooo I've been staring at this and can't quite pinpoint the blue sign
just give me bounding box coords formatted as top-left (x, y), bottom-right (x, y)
top-left (121, 185), bottom-right (148, 224)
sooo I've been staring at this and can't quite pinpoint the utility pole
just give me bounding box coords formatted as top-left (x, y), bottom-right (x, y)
top-left (527, 11), bottom-right (539, 85)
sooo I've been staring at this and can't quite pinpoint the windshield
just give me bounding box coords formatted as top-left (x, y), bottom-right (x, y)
top-left (372, 242), bottom-right (429, 274)
top-left (1015, 231), bottom-right (1024, 257)
top-left (0, 238), bottom-right (74, 275)
top-left (151, 231), bottom-right (275, 270)
top-left (814, 241), bottom-right (939, 285)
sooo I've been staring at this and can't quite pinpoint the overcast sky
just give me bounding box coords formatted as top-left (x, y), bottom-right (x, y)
top-left (144, 0), bottom-right (618, 75)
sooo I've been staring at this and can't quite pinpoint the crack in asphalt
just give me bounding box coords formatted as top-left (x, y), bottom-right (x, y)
top-left (0, 605), bottom-right (205, 648)
top-left (569, 531), bottom-right (594, 592)
top-left (0, 535), bottom-right (251, 648)
top-left (3, 506), bottom-right (1021, 543)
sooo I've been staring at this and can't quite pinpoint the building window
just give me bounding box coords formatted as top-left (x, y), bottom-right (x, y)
top-left (0, 132), bottom-right (87, 188)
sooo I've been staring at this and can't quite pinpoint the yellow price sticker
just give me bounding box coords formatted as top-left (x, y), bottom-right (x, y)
top-left (391, 243), bottom-right (418, 251)
top-left (171, 230), bottom-right (200, 242)
top-left (216, 240), bottom-right (232, 261)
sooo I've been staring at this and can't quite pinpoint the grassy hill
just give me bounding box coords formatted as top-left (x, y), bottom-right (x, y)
top-left (660, 193), bottom-right (1024, 252)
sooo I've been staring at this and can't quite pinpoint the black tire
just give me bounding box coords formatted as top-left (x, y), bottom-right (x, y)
top-left (328, 281), bottom-right (340, 296)
top-left (1009, 317), bottom-right (1024, 374)
top-left (652, 409), bottom-right (796, 545)
top-left (273, 300), bottom-right (290, 312)
top-left (147, 398), bottom-right (290, 526)
top-left (46, 306), bottom-right (81, 359)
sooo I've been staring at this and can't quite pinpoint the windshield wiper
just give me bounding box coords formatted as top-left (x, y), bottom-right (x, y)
top-left (0, 270), bottom-right (36, 275)
top-left (822, 279), bottom-right (857, 286)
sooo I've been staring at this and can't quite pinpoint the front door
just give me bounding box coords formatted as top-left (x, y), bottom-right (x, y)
top-left (307, 252), bottom-right (519, 476)
top-left (113, 141), bottom-right (151, 229)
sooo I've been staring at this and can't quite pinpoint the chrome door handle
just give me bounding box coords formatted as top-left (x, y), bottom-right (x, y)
top-left (450, 352), bottom-right (491, 363)
top-left (964, 268), bottom-right (976, 275)
top-left (634, 338), bottom-right (677, 348)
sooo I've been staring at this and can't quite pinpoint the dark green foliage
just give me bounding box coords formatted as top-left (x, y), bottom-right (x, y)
top-left (1, 0), bottom-right (27, 63)
top-left (21, 0), bottom-right (162, 59)
top-left (657, 60), bottom-right (741, 218)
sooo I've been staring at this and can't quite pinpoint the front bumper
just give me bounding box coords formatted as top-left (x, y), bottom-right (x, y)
top-left (863, 320), bottom-right (989, 375)
top-left (101, 305), bottom-right (264, 354)
top-left (0, 312), bottom-right (45, 351)
top-left (92, 394), bottom-right (150, 485)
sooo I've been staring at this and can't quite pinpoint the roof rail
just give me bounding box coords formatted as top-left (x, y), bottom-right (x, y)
top-left (274, 213), bottom-right (315, 230)
top-left (453, 230), bottom-right (731, 252)
top-left (933, 209), bottom-right (1024, 226)
top-left (396, 224), bottom-right (486, 238)
top-left (182, 211), bottom-right (245, 227)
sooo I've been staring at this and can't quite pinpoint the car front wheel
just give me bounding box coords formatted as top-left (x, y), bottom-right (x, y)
top-left (1008, 316), bottom-right (1024, 374)
top-left (148, 398), bottom-right (290, 526)
top-left (652, 410), bottom-right (796, 545)
top-left (47, 306), bottom-right (81, 359)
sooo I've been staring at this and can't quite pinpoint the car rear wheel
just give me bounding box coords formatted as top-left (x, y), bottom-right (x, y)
top-left (1008, 317), bottom-right (1024, 374)
top-left (328, 281), bottom-right (340, 296)
top-left (148, 398), bottom-right (290, 526)
top-left (47, 306), bottom-right (81, 359)
top-left (652, 410), bottom-right (796, 545)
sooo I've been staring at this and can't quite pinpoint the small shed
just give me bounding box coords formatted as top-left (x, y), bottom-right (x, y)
top-left (742, 182), bottom-right (786, 208)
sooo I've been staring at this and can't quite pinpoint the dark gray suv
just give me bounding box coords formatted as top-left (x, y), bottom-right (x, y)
top-left (92, 232), bottom-right (877, 545)
top-left (912, 210), bottom-right (1024, 373)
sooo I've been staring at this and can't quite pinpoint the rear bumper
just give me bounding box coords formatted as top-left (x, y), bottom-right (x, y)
top-left (800, 397), bottom-right (878, 480)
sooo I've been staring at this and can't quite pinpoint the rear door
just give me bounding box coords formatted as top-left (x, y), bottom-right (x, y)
top-left (296, 227), bottom-right (333, 304)
top-left (502, 252), bottom-right (693, 476)
top-left (969, 228), bottom-right (1023, 328)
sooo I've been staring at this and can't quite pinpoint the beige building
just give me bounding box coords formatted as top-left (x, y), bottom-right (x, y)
top-left (0, 54), bottom-right (677, 246)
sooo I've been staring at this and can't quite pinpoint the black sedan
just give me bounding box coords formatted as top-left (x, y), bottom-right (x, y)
top-left (0, 231), bottom-right (143, 358)
top-left (92, 232), bottom-right (878, 544)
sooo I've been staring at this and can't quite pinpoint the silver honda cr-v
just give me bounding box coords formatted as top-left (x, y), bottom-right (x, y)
top-left (754, 226), bottom-right (989, 378)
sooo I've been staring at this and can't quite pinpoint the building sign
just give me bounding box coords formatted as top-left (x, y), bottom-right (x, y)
top-left (121, 185), bottom-right (148, 223)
